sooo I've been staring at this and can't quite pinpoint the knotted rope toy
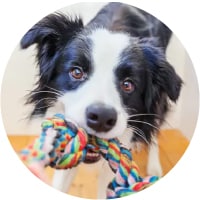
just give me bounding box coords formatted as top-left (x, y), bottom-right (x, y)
top-left (20, 114), bottom-right (159, 199)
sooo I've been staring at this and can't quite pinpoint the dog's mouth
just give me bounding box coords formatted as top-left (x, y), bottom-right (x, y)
top-left (84, 149), bottom-right (101, 164)
top-left (83, 133), bottom-right (102, 164)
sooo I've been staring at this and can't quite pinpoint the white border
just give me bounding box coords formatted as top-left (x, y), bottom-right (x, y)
top-left (0, 0), bottom-right (200, 200)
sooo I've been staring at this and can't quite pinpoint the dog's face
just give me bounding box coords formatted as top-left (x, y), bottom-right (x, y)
top-left (59, 29), bottom-right (130, 139)
top-left (21, 14), bottom-right (182, 141)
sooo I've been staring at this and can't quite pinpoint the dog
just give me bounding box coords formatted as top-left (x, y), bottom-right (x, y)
top-left (20, 2), bottom-right (182, 198)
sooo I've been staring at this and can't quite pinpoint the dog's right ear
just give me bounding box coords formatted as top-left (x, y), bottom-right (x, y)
top-left (20, 13), bottom-right (83, 81)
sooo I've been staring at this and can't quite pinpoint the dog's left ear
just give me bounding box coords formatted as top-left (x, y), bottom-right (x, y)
top-left (20, 13), bottom-right (84, 82)
top-left (21, 12), bottom-right (83, 49)
top-left (140, 39), bottom-right (183, 106)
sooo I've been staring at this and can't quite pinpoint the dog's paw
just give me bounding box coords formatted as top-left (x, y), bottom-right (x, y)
top-left (133, 142), bottom-right (143, 152)
top-left (147, 161), bottom-right (163, 177)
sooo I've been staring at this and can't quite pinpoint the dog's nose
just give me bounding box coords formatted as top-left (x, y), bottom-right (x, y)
top-left (86, 103), bottom-right (117, 132)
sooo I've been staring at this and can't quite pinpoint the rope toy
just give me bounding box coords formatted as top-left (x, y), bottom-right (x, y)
top-left (20, 113), bottom-right (159, 199)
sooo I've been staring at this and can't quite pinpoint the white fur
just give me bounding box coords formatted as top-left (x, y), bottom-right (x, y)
top-left (52, 168), bottom-right (78, 192)
top-left (147, 136), bottom-right (163, 176)
top-left (60, 29), bottom-right (130, 139)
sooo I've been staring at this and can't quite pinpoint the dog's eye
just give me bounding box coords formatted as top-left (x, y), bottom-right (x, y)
top-left (121, 79), bottom-right (135, 93)
top-left (70, 67), bottom-right (85, 80)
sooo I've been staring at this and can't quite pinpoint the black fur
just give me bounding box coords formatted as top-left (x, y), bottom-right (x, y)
top-left (115, 38), bottom-right (182, 142)
top-left (87, 2), bottom-right (172, 51)
top-left (21, 13), bottom-right (84, 116)
top-left (20, 3), bottom-right (182, 143)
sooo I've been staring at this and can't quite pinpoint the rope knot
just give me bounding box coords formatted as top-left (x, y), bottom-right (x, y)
top-left (20, 114), bottom-right (159, 199)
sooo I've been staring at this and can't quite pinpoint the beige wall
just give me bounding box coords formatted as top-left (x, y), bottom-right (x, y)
top-left (1, 2), bottom-right (199, 140)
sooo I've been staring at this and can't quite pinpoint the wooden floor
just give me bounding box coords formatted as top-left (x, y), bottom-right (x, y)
top-left (8, 129), bottom-right (189, 199)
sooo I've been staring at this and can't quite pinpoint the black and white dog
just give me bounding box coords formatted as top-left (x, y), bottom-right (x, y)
top-left (20, 2), bottom-right (182, 198)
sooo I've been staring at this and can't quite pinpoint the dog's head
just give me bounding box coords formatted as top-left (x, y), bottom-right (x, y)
top-left (21, 13), bottom-right (182, 142)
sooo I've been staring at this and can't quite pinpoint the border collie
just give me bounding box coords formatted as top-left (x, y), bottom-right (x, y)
top-left (20, 2), bottom-right (182, 198)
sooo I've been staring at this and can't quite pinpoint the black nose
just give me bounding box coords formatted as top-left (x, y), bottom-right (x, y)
top-left (86, 103), bottom-right (117, 132)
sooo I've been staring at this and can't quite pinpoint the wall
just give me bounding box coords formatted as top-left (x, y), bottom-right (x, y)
top-left (1, 2), bottom-right (199, 140)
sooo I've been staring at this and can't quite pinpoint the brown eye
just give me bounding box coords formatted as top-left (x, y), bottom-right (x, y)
top-left (70, 67), bottom-right (85, 80)
top-left (121, 79), bottom-right (135, 93)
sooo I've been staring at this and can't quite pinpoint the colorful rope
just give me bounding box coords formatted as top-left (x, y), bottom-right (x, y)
top-left (20, 114), bottom-right (88, 169)
top-left (92, 137), bottom-right (159, 198)
top-left (20, 114), bottom-right (159, 199)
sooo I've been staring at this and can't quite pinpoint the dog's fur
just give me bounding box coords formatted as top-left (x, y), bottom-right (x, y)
top-left (20, 2), bottom-right (182, 198)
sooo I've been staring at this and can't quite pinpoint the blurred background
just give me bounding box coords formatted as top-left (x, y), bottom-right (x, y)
top-left (1, 2), bottom-right (199, 140)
